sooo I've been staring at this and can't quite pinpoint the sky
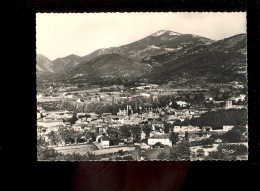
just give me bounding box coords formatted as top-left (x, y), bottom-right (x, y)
top-left (36, 12), bottom-right (246, 61)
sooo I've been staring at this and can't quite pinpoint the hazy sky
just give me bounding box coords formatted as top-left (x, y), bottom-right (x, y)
top-left (36, 12), bottom-right (246, 61)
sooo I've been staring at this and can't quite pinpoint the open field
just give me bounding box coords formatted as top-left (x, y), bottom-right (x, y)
top-left (37, 97), bottom-right (75, 102)
top-left (53, 143), bottom-right (98, 155)
top-left (92, 146), bottom-right (136, 155)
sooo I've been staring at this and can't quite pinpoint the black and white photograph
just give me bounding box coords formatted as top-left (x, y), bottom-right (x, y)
top-left (36, 12), bottom-right (247, 161)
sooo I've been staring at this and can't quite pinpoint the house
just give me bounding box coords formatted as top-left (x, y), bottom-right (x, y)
top-left (173, 126), bottom-right (181, 132)
top-left (148, 135), bottom-right (172, 146)
top-left (118, 140), bottom-right (125, 145)
top-left (120, 137), bottom-right (128, 142)
top-left (37, 112), bottom-right (42, 119)
top-left (140, 143), bottom-right (150, 150)
top-left (141, 131), bottom-right (146, 140)
top-left (151, 120), bottom-right (164, 131)
top-left (223, 125), bottom-right (234, 131)
top-left (37, 94), bottom-right (43, 99)
top-left (76, 98), bottom-right (85, 103)
top-left (202, 126), bottom-right (212, 131)
top-left (139, 93), bottom-right (151, 98)
top-left (72, 125), bottom-right (82, 132)
top-left (225, 100), bottom-right (233, 109)
top-left (101, 136), bottom-right (110, 147)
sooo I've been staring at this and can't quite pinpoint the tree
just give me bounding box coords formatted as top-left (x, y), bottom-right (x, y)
top-left (200, 138), bottom-right (215, 148)
top-left (130, 126), bottom-right (141, 140)
top-left (142, 125), bottom-right (152, 137)
top-left (196, 149), bottom-right (205, 160)
top-left (185, 131), bottom-right (189, 140)
top-left (37, 147), bottom-right (61, 161)
top-left (120, 126), bottom-right (131, 138)
top-left (170, 132), bottom-right (179, 145)
top-left (164, 122), bottom-right (171, 134)
top-left (157, 150), bottom-right (169, 160)
top-left (47, 131), bottom-right (61, 146)
top-left (169, 140), bottom-right (191, 160)
top-left (117, 150), bottom-right (125, 156)
top-left (155, 125), bottom-right (161, 132)
top-left (222, 126), bottom-right (247, 143)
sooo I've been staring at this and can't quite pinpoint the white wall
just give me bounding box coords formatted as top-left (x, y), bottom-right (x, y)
top-left (148, 138), bottom-right (172, 146)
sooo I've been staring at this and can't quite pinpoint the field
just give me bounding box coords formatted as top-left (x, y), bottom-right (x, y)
top-left (53, 143), bottom-right (98, 155)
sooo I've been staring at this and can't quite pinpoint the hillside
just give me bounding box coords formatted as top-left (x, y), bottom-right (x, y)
top-left (54, 53), bottom-right (151, 80)
top-left (52, 54), bottom-right (82, 73)
top-left (36, 54), bottom-right (54, 75)
top-left (79, 30), bottom-right (214, 63)
top-left (145, 34), bottom-right (247, 83)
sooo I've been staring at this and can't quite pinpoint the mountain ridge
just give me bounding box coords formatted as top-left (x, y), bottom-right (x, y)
top-left (37, 30), bottom-right (246, 84)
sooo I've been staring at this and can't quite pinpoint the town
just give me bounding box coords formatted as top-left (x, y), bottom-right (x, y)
top-left (37, 79), bottom-right (248, 161)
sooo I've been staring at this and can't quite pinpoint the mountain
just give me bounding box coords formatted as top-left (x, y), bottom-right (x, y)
top-left (146, 33), bottom-right (247, 83)
top-left (52, 54), bottom-right (82, 73)
top-left (36, 54), bottom-right (54, 75)
top-left (79, 30), bottom-right (214, 63)
top-left (54, 53), bottom-right (151, 80)
top-left (52, 30), bottom-right (214, 81)
top-left (37, 31), bottom-right (246, 85)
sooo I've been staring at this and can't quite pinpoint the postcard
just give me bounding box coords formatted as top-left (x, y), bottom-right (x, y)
top-left (36, 12), bottom-right (247, 161)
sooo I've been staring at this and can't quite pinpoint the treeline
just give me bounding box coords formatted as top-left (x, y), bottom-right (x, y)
top-left (189, 108), bottom-right (247, 129)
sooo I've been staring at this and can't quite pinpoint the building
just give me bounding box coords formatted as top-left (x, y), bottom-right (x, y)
top-left (140, 143), bottom-right (150, 150)
top-left (141, 131), bottom-right (146, 140)
top-left (101, 136), bottom-right (110, 147)
top-left (225, 100), bottom-right (233, 109)
top-left (118, 140), bottom-right (125, 145)
top-left (223, 125), bottom-right (234, 131)
top-left (151, 121), bottom-right (164, 131)
top-left (202, 126), bottom-right (212, 131)
top-left (148, 135), bottom-right (172, 146)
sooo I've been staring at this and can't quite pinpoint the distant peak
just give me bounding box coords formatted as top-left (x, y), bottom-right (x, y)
top-left (151, 30), bottom-right (181, 37)
top-left (151, 30), bottom-right (168, 37)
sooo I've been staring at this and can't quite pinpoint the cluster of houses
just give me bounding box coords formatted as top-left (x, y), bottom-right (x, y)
top-left (37, 100), bottom-right (242, 149)
top-left (37, 81), bottom-right (247, 151)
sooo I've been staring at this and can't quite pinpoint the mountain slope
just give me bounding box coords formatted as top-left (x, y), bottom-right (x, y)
top-left (79, 30), bottom-right (214, 63)
top-left (54, 53), bottom-right (151, 80)
top-left (146, 34), bottom-right (247, 83)
top-left (36, 54), bottom-right (54, 75)
top-left (52, 54), bottom-right (81, 73)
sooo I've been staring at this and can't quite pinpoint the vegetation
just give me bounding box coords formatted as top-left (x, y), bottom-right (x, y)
top-left (222, 126), bottom-right (247, 143)
top-left (168, 140), bottom-right (191, 160)
top-left (189, 108), bottom-right (247, 129)
top-left (207, 143), bottom-right (247, 160)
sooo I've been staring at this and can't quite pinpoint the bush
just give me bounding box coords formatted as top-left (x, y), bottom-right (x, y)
top-left (157, 150), bottom-right (169, 160)
top-left (222, 126), bottom-right (247, 143)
